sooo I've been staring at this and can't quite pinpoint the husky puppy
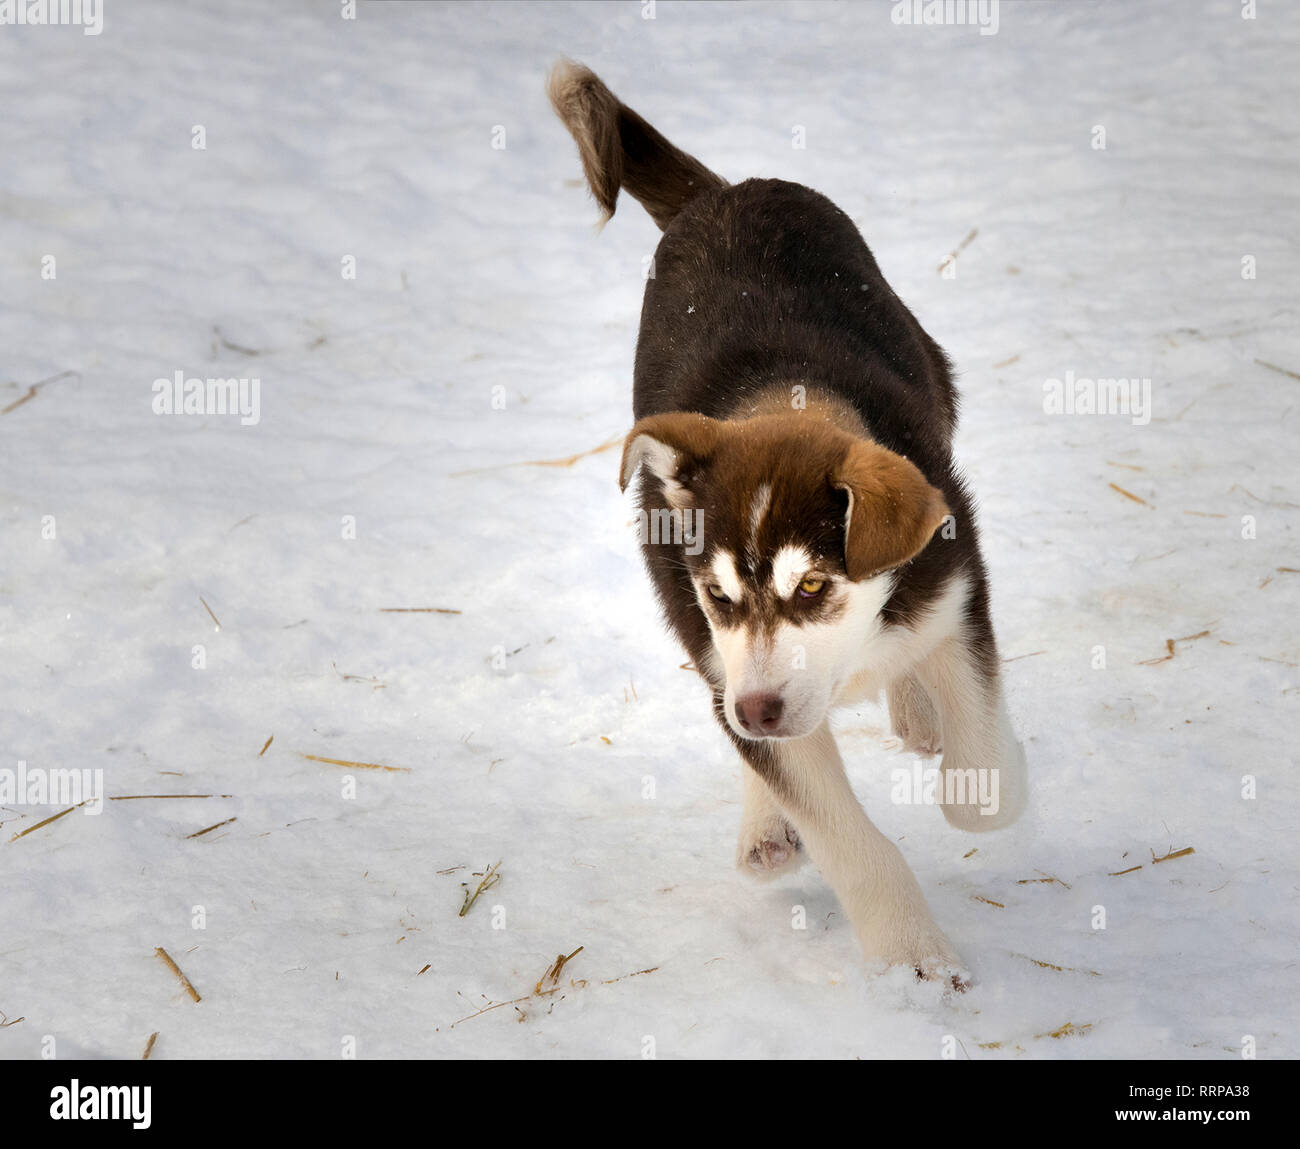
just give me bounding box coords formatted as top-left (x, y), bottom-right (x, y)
top-left (549, 61), bottom-right (1027, 983)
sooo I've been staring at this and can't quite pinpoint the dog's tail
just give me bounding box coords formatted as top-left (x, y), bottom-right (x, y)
top-left (547, 59), bottom-right (726, 231)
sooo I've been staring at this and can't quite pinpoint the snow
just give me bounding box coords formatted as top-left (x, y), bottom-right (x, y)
top-left (1, 0), bottom-right (1297, 1060)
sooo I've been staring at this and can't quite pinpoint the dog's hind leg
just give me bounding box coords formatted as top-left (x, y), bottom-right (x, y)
top-left (887, 674), bottom-right (942, 757)
top-left (916, 634), bottom-right (1028, 833)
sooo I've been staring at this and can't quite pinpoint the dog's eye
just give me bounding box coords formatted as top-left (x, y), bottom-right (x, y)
top-left (706, 584), bottom-right (731, 603)
top-left (798, 578), bottom-right (826, 597)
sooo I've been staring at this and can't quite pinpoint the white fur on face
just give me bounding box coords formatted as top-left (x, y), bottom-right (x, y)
top-left (713, 572), bottom-right (899, 741)
top-left (699, 540), bottom-right (974, 742)
top-left (709, 549), bottom-right (744, 602)
top-left (771, 544), bottom-right (812, 598)
top-left (747, 484), bottom-right (771, 557)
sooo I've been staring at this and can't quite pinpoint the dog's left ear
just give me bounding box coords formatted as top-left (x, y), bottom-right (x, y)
top-left (619, 412), bottom-right (722, 500)
top-left (833, 440), bottom-right (949, 580)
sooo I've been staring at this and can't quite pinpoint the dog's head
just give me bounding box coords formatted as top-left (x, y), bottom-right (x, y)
top-left (622, 412), bottom-right (948, 741)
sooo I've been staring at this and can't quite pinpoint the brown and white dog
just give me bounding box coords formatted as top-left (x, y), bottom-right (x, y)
top-left (549, 61), bottom-right (1027, 984)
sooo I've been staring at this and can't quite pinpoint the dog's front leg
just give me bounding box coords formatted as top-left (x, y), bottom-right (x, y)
top-left (736, 765), bottom-right (805, 879)
top-left (916, 635), bottom-right (1028, 833)
top-left (747, 722), bottom-right (964, 980)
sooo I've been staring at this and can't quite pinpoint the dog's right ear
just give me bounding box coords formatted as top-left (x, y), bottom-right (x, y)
top-left (619, 412), bottom-right (722, 501)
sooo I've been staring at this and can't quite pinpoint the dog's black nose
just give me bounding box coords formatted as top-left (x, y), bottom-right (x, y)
top-left (736, 693), bottom-right (784, 735)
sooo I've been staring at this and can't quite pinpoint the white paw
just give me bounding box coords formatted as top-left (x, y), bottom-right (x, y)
top-left (736, 816), bottom-right (805, 880)
top-left (857, 899), bottom-right (972, 987)
top-left (861, 918), bottom-right (968, 990)
top-left (888, 677), bottom-right (942, 757)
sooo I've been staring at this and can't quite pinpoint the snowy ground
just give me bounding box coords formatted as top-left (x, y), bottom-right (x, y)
top-left (1, 0), bottom-right (1297, 1060)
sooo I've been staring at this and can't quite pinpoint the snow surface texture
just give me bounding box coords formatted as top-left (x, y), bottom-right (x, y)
top-left (1, 0), bottom-right (1297, 1061)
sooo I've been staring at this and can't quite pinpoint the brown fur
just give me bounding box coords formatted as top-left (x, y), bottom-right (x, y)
top-left (621, 408), bottom-right (948, 584)
top-left (550, 70), bottom-right (998, 691)
top-left (548, 59), bottom-right (727, 230)
top-left (834, 440), bottom-right (950, 580)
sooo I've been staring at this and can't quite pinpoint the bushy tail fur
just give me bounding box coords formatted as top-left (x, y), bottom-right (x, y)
top-left (547, 59), bottom-right (726, 231)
